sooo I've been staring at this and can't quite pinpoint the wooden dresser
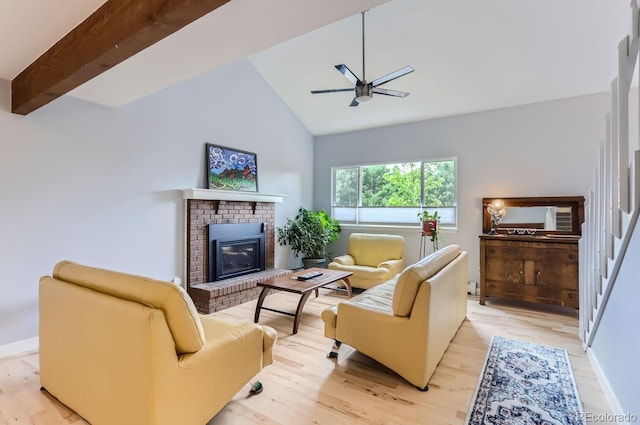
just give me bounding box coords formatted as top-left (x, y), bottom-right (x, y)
top-left (479, 196), bottom-right (584, 309)
top-left (479, 235), bottom-right (579, 307)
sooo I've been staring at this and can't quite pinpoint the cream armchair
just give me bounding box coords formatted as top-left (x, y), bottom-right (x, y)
top-left (39, 261), bottom-right (277, 425)
top-left (328, 233), bottom-right (405, 290)
top-left (322, 245), bottom-right (468, 390)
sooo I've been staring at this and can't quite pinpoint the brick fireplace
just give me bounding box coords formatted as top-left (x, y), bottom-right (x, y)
top-left (182, 189), bottom-right (289, 314)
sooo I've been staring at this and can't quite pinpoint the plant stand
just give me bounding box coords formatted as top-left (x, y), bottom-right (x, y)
top-left (419, 231), bottom-right (438, 259)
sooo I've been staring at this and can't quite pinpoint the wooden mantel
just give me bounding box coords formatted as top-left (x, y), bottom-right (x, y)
top-left (182, 188), bottom-right (285, 203)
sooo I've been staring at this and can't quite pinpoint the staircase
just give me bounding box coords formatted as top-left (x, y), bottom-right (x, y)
top-left (580, 1), bottom-right (640, 347)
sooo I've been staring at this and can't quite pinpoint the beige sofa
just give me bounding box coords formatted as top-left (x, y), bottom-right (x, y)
top-left (39, 261), bottom-right (277, 425)
top-left (328, 233), bottom-right (405, 289)
top-left (322, 244), bottom-right (468, 390)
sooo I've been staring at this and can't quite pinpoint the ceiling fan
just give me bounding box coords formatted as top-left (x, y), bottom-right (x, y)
top-left (310, 10), bottom-right (414, 107)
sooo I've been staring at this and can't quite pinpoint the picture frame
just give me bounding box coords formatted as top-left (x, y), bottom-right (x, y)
top-left (206, 143), bottom-right (258, 192)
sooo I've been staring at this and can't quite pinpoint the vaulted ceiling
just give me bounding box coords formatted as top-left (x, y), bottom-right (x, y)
top-left (0, 0), bottom-right (631, 135)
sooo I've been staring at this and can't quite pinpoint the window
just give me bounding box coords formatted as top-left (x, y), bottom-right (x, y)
top-left (332, 159), bottom-right (457, 226)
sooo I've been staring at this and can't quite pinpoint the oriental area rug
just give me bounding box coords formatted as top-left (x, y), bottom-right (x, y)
top-left (465, 336), bottom-right (585, 425)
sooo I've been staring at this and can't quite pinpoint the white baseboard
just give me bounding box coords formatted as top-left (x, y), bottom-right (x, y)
top-left (0, 337), bottom-right (39, 359)
top-left (586, 348), bottom-right (627, 419)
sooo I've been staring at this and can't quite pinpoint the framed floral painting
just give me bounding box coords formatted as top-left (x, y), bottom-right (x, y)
top-left (206, 143), bottom-right (258, 192)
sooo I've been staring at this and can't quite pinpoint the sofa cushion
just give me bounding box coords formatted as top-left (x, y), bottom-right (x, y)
top-left (52, 260), bottom-right (205, 354)
top-left (347, 280), bottom-right (396, 314)
top-left (392, 244), bottom-right (461, 316)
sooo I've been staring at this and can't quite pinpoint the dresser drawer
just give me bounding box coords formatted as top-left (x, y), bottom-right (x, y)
top-left (484, 243), bottom-right (578, 263)
top-left (484, 280), bottom-right (578, 307)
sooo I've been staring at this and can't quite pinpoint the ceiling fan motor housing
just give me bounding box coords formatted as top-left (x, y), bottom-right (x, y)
top-left (355, 83), bottom-right (373, 100)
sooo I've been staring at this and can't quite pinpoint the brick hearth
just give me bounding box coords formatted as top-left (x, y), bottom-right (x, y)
top-left (190, 269), bottom-right (291, 313)
top-left (183, 190), bottom-right (284, 314)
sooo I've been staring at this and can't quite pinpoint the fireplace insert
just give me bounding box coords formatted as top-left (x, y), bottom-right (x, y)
top-left (208, 223), bottom-right (266, 281)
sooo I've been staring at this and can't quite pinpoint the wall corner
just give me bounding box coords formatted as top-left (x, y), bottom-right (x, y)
top-left (0, 79), bottom-right (10, 113)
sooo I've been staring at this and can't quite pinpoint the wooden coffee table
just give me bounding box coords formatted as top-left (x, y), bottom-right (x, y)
top-left (253, 268), bottom-right (352, 334)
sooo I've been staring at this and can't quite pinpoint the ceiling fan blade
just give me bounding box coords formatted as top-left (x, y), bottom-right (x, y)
top-left (373, 87), bottom-right (410, 98)
top-left (310, 88), bottom-right (354, 94)
top-left (372, 66), bottom-right (415, 87)
top-left (335, 64), bottom-right (362, 85)
top-left (350, 97), bottom-right (359, 107)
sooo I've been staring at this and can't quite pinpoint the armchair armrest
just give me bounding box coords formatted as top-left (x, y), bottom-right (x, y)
top-left (178, 322), bottom-right (264, 369)
top-left (378, 259), bottom-right (405, 275)
top-left (260, 325), bottom-right (278, 366)
top-left (173, 321), bottom-right (275, 401)
top-left (330, 254), bottom-right (355, 266)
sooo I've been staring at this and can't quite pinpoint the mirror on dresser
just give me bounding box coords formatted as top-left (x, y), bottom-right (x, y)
top-left (479, 196), bottom-right (585, 308)
top-left (482, 196), bottom-right (585, 236)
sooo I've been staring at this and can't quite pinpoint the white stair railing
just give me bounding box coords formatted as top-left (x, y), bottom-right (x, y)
top-left (580, 1), bottom-right (640, 347)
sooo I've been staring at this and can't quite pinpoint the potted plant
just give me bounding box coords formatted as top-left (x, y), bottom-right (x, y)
top-left (277, 206), bottom-right (341, 268)
top-left (417, 210), bottom-right (440, 234)
top-left (417, 210), bottom-right (443, 251)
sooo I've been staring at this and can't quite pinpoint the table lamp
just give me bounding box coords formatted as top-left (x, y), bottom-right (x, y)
top-left (487, 199), bottom-right (507, 235)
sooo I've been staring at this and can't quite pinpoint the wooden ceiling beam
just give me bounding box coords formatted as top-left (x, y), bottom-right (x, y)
top-left (11, 0), bottom-right (230, 115)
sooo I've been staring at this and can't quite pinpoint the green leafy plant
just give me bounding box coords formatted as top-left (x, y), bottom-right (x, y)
top-left (417, 210), bottom-right (440, 223)
top-left (417, 210), bottom-right (443, 247)
top-left (277, 207), bottom-right (341, 259)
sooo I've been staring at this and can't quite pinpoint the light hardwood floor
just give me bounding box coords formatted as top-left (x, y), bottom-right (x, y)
top-left (0, 290), bottom-right (612, 425)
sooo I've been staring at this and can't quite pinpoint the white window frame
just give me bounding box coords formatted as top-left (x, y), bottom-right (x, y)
top-left (331, 157), bottom-right (458, 228)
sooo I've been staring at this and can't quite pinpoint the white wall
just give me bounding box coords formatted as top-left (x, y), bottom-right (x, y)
top-left (0, 58), bottom-right (313, 346)
top-left (314, 93), bottom-right (610, 283)
top-left (590, 222), bottom-right (640, 416)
